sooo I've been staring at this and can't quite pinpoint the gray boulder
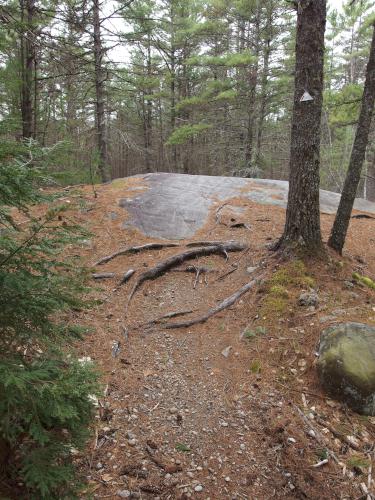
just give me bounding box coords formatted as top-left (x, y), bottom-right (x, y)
top-left (317, 323), bottom-right (375, 415)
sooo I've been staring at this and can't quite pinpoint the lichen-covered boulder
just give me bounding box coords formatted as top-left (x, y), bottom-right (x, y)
top-left (317, 323), bottom-right (375, 415)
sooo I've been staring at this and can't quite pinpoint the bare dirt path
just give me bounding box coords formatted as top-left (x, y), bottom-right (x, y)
top-left (61, 179), bottom-right (375, 499)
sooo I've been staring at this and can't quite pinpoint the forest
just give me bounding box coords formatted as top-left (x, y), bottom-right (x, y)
top-left (1, 0), bottom-right (375, 499)
top-left (0, 0), bottom-right (374, 194)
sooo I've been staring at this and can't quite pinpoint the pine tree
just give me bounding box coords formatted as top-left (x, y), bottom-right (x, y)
top-left (0, 140), bottom-right (98, 498)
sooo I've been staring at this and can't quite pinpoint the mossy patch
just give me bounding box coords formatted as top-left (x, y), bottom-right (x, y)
top-left (262, 296), bottom-right (288, 315)
top-left (260, 261), bottom-right (315, 318)
top-left (250, 359), bottom-right (261, 373)
top-left (352, 273), bottom-right (375, 290)
top-left (244, 325), bottom-right (267, 340)
top-left (270, 260), bottom-right (315, 288)
top-left (269, 285), bottom-right (289, 299)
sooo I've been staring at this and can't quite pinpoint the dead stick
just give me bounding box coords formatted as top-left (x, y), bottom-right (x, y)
top-left (126, 242), bottom-right (246, 311)
top-left (193, 268), bottom-right (201, 289)
top-left (315, 416), bottom-right (361, 451)
top-left (294, 406), bottom-right (340, 464)
top-left (94, 242), bottom-right (179, 266)
top-left (165, 276), bottom-right (262, 329)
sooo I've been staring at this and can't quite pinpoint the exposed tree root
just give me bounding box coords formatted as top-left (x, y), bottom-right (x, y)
top-left (186, 240), bottom-right (241, 247)
top-left (126, 242), bottom-right (246, 311)
top-left (118, 269), bottom-right (136, 286)
top-left (145, 309), bottom-right (195, 326)
top-left (164, 276), bottom-right (262, 329)
top-left (94, 242), bottom-right (179, 266)
top-left (92, 272), bottom-right (115, 280)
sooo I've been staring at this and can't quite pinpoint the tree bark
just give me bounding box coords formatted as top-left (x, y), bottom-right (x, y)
top-left (367, 153), bottom-right (375, 202)
top-left (328, 24), bottom-right (375, 253)
top-left (278, 0), bottom-right (326, 253)
top-left (93, 0), bottom-right (110, 182)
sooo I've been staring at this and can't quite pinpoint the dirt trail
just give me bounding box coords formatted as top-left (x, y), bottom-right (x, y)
top-left (59, 180), bottom-right (375, 499)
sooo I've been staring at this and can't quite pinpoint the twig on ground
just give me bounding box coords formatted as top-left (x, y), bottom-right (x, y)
top-left (164, 276), bottom-right (262, 329)
top-left (215, 202), bottom-right (229, 225)
top-left (294, 405), bottom-right (340, 465)
top-left (216, 264), bottom-right (238, 281)
top-left (315, 416), bottom-right (361, 451)
top-left (94, 242), bottom-right (179, 266)
top-left (126, 242), bottom-right (246, 311)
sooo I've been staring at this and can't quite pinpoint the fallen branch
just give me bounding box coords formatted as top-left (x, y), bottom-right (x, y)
top-left (164, 276), bottom-right (261, 329)
top-left (126, 242), bottom-right (246, 310)
top-left (94, 242), bottom-right (179, 266)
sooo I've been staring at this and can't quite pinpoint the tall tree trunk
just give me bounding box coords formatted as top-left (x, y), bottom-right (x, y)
top-left (328, 24), bottom-right (375, 253)
top-left (93, 0), bottom-right (109, 182)
top-left (278, 0), bottom-right (326, 253)
top-left (255, 4), bottom-right (273, 170)
top-left (244, 10), bottom-right (260, 173)
top-left (20, 0), bottom-right (35, 139)
top-left (169, 0), bottom-right (177, 171)
top-left (145, 35), bottom-right (153, 172)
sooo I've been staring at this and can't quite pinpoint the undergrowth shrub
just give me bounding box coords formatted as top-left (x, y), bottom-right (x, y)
top-left (0, 139), bottom-right (98, 498)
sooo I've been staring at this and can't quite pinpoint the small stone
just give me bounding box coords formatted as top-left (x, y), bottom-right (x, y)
top-left (194, 485), bottom-right (203, 492)
top-left (96, 462), bottom-right (103, 470)
top-left (128, 439), bottom-right (137, 447)
top-left (169, 407), bottom-right (178, 415)
top-left (246, 266), bottom-right (258, 275)
top-left (221, 346), bottom-right (232, 358)
top-left (116, 490), bottom-right (131, 498)
top-left (298, 291), bottom-right (319, 307)
top-left (224, 476), bottom-right (231, 482)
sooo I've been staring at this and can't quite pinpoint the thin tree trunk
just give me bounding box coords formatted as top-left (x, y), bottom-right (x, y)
top-left (20, 0), bottom-right (34, 139)
top-left (244, 10), bottom-right (260, 173)
top-left (256, 4), bottom-right (273, 170)
top-left (93, 0), bottom-right (109, 182)
top-left (278, 0), bottom-right (326, 253)
top-left (328, 24), bottom-right (375, 253)
top-left (169, 1), bottom-right (177, 171)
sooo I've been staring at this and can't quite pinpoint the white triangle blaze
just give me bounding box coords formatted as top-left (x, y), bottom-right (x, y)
top-left (300, 90), bottom-right (314, 102)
